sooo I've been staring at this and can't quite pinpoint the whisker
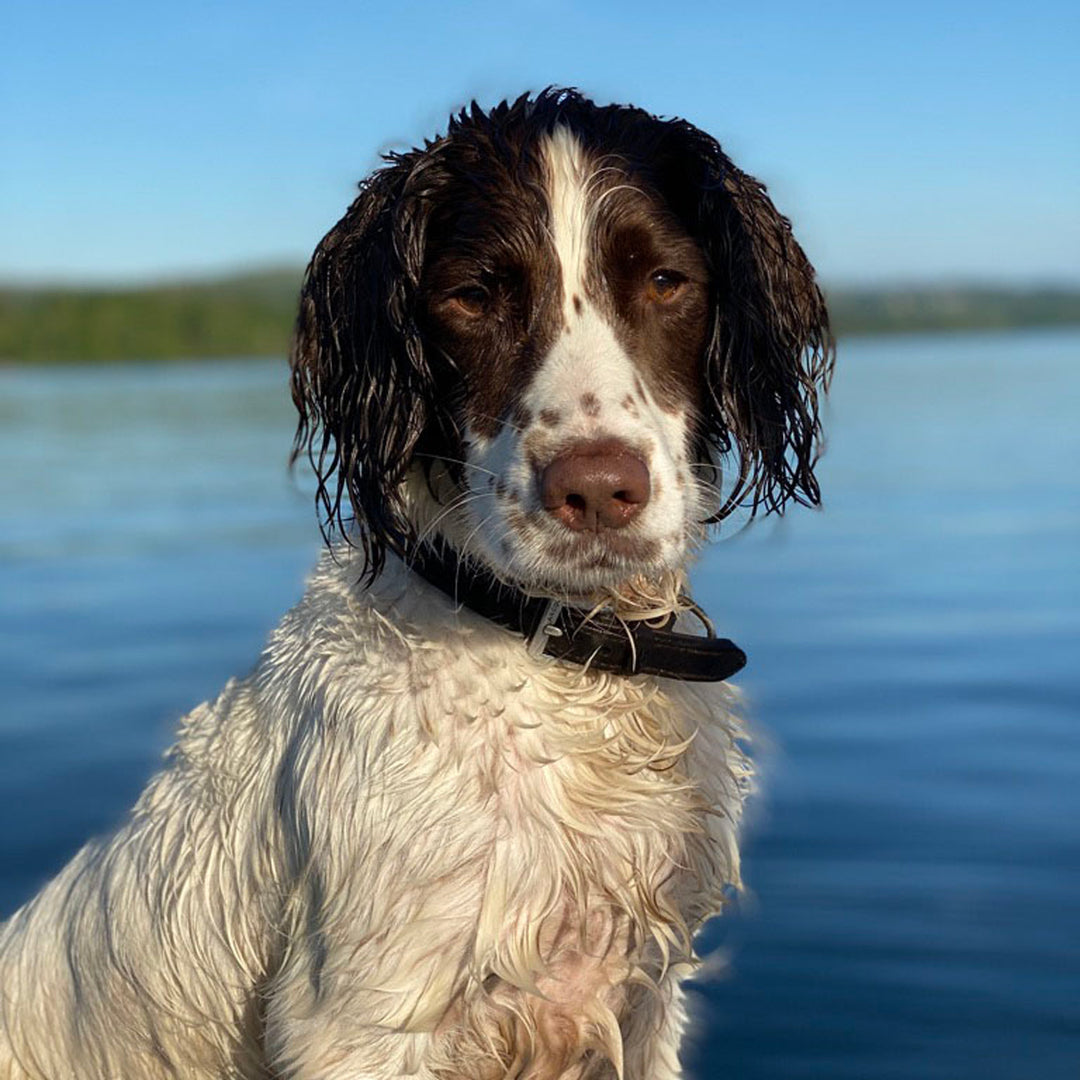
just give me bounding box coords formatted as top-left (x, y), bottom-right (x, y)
top-left (411, 491), bottom-right (487, 551)
top-left (468, 411), bottom-right (526, 436)
top-left (413, 452), bottom-right (500, 479)
top-left (450, 514), bottom-right (501, 603)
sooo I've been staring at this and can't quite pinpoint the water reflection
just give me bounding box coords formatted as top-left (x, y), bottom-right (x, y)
top-left (2, 331), bottom-right (1078, 1077)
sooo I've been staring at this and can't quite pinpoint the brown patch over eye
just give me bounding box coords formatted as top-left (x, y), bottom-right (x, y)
top-left (645, 269), bottom-right (688, 304)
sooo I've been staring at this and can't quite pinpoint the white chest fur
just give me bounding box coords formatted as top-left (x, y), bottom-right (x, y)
top-left (256, 553), bottom-right (750, 1076)
top-left (0, 552), bottom-right (750, 1080)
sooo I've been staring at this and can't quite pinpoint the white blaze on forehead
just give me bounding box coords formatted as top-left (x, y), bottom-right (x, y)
top-left (542, 127), bottom-right (592, 322)
top-left (534, 127), bottom-right (643, 427)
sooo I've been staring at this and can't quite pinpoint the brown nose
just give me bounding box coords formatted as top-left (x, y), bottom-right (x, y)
top-left (540, 441), bottom-right (650, 531)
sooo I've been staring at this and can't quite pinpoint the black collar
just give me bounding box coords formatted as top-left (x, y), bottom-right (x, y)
top-left (408, 543), bottom-right (746, 683)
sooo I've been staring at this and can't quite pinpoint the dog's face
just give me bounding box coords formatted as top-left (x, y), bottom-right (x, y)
top-left (419, 126), bottom-right (712, 592)
top-left (291, 91), bottom-right (833, 594)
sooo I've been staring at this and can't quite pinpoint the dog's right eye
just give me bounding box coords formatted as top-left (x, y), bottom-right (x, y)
top-left (646, 269), bottom-right (689, 304)
top-left (448, 285), bottom-right (490, 317)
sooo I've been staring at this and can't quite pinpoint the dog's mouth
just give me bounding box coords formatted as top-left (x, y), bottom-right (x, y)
top-left (541, 527), bottom-right (662, 567)
top-left (502, 514), bottom-right (676, 596)
top-left (524, 530), bottom-right (690, 619)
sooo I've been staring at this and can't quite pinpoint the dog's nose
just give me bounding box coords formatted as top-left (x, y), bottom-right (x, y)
top-left (540, 441), bottom-right (650, 531)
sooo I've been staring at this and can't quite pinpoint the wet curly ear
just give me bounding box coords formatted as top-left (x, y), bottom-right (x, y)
top-left (290, 150), bottom-right (455, 581)
top-left (662, 122), bottom-right (835, 520)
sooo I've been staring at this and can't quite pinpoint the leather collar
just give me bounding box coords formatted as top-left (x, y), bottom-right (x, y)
top-left (408, 543), bottom-right (746, 683)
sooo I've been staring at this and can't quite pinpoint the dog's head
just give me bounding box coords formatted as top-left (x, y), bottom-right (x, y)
top-left (291, 89), bottom-right (833, 595)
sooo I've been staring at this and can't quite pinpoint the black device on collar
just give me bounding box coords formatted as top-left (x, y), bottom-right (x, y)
top-left (409, 543), bottom-right (746, 683)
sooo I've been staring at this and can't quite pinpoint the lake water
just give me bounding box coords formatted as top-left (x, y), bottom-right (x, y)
top-left (1, 330), bottom-right (1078, 1078)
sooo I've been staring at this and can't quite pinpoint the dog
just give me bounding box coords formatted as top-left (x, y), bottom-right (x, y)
top-left (0, 89), bottom-right (832, 1079)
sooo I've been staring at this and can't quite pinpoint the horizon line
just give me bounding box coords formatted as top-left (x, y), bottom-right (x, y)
top-left (3, 263), bottom-right (1080, 294)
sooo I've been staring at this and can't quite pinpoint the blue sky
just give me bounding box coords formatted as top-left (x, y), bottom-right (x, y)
top-left (3, 0), bottom-right (1077, 285)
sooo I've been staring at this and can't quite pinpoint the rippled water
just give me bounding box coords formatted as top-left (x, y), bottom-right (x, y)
top-left (2, 330), bottom-right (1078, 1078)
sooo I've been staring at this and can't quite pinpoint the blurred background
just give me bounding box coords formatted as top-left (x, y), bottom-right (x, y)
top-left (2, 2), bottom-right (1078, 1076)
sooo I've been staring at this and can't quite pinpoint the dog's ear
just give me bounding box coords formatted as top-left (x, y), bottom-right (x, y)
top-left (290, 150), bottom-right (450, 580)
top-left (661, 123), bottom-right (835, 520)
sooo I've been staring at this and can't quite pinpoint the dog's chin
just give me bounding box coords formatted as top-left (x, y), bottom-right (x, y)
top-left (486, 527), bottom-right (686, 601)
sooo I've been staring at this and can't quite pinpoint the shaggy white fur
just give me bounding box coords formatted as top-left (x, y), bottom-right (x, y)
top-left (0, 551), bottom-right (750, 1079)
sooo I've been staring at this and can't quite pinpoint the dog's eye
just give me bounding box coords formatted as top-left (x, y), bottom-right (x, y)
top-left (646, 269), bottom-right (688, 304)
top-left (448, 285), bottom-right (490, 317)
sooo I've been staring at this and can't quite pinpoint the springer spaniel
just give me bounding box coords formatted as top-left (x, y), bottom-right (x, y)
top-left (0, 90), bottom-right (832, 1079)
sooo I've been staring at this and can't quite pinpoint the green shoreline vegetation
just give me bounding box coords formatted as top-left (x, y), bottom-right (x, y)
top-left (2, 269), bottom-right (1079, 363)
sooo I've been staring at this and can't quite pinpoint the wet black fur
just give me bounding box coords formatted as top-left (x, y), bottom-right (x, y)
top-left (290, 87), bottom-right (834, 581)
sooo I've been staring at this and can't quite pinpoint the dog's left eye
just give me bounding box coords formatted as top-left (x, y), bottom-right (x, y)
top-left (646, 269), bottom-right (688, 304)
top-left (448, 285), bottom-right (490, 317)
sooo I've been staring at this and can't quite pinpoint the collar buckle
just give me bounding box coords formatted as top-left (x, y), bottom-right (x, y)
top-left (526, 598), bottom-right (565, 660)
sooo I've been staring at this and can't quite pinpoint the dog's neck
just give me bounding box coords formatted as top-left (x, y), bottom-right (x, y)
top-left (406, 540), bottom-right (747, 683)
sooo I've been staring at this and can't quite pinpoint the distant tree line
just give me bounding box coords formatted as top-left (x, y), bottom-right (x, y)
top-left (0, 270), bottom-right (302, 363)
top-left (1, 270), bottom-right (1078, 363)
top-left (828, 286), bottom-right (1080, 337)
